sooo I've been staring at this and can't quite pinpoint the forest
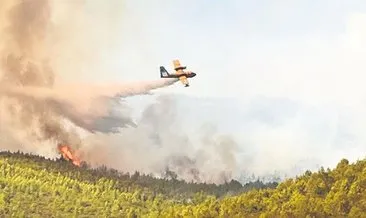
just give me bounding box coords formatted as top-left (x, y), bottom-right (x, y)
top-left (0, 150), bottom-right (365, 217)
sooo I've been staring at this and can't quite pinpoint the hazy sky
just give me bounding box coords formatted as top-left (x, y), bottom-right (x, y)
top-left (87, 0), bottom-right (366, 100)
top-left (72, 1), bottom-right (366, 176)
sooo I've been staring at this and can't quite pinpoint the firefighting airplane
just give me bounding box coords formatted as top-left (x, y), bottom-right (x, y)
top-left (160, 59), bottom-right (197, 87)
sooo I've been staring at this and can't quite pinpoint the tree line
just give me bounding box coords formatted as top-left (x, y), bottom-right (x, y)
top-left (0, 150), bottom-right (365, 217)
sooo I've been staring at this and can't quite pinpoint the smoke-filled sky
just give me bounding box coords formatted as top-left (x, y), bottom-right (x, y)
top-left (92, 0), bottom-right (366, 100)
top-left (106, 0), bottom-right (366, 176)
top-left (1, 0), bottom-right (366, 184)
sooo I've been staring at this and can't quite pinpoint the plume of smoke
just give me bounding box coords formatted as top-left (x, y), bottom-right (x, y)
top-left (0, 0), bottom-right (177, 156)
top-left (0, 0), bottom-right (238, 184)
top-left (0, 0), bottom-right (78, 156)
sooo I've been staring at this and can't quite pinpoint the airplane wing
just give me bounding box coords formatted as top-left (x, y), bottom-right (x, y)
top-left (179, 75), bottom-right (189, 87)
top-left (173, 59), bottom-right (186, 74)
top-left (173, 59), bottom-right (182, 69)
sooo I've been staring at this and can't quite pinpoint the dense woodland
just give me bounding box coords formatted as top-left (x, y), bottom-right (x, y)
top-left (0, 151), bottom-right (365, 217)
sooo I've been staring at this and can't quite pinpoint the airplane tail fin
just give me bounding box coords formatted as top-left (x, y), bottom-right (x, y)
top-left (160, 66), bottom-right (170, 78)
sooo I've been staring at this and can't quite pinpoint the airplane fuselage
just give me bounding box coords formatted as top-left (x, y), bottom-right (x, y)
top-left (163, 72), bottom-right (197, 78)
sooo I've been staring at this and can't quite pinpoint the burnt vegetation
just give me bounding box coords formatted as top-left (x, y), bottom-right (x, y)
top-left (1, 150), bottom-right (365, 217)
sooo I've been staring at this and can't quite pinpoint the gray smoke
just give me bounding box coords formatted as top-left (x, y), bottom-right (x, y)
top-left (0, 0), bottom-right (82, 155)
top-left (79, 95), bottom-right (241, 184)
top-left (0, 0), bottom-right (177, 157)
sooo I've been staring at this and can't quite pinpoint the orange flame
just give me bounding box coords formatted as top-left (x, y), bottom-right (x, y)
top-left (57, 144), bottom-right (81, 166)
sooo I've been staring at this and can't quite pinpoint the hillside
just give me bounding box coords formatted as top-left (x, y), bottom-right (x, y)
top-left (0, 151), bottom-right (276, 217)
top-left (0, 151), bottom-right (365, 217)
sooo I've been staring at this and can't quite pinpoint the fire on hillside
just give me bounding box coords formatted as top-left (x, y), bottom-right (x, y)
top-left (57, 144), bottom-right (81, 167)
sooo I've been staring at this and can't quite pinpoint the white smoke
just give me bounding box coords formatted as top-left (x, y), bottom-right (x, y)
top-left (78, 95), bottom-right (241, 184)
